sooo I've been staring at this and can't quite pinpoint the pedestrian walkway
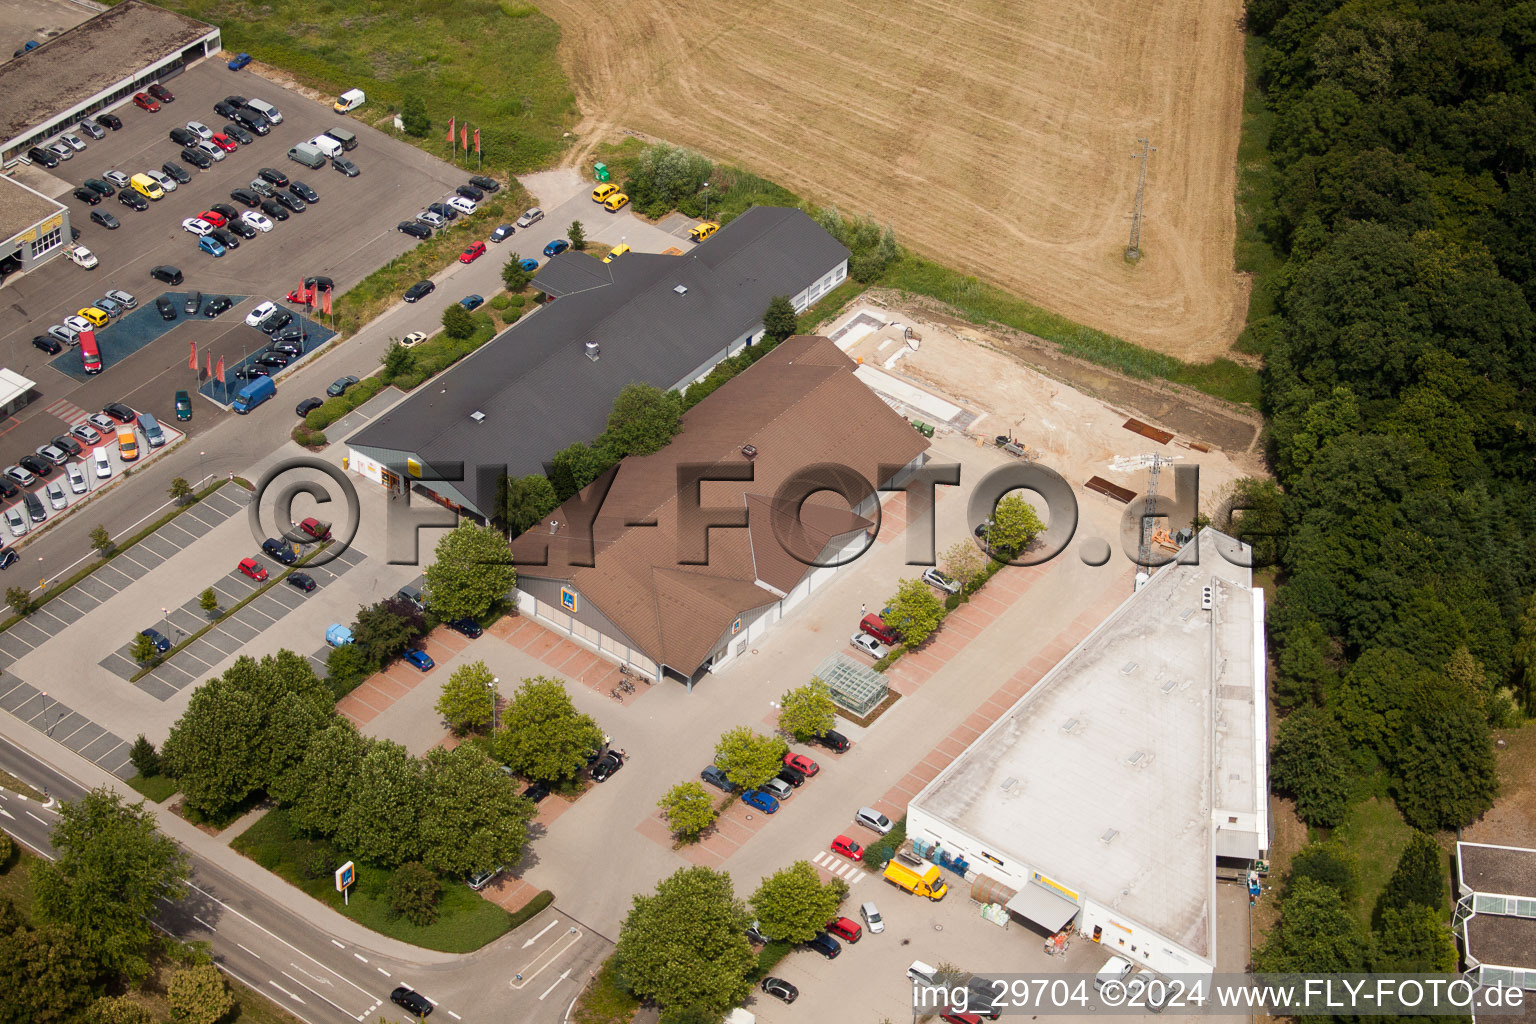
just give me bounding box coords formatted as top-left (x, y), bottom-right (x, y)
top-left (42, 397), bottom-right (89, 427)
top-left (0, 670), bottom-right (134, 778)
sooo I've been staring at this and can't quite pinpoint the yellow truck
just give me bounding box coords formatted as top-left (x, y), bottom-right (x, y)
top-left (883, 853), bottom-right (947, 900)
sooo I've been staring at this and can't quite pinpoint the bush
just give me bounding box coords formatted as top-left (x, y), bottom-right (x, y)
top-left (387, 861), bottom-right (443, 926)
top-left (489, 294), bottom-right (510, 310)
top-left (944, 593), bottom-right (962, 611)
top-left (305, 376), bottom-right (384, 431)
top-left (292, 424), bottom-right (328, 448)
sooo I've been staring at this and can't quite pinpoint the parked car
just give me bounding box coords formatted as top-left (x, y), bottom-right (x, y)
top-left (140, 628), bottom-right (171, 652)
top-left (427, 201), bottom-right (456, 222)
top-left (89, 211), bottom-right (120, 230)
top-left (332, 156), bottom-right (359, 176)
top-left (228, 52), bottom-right (252, 71)
top-left (262, 538), bottom-right (298, 565)
top-left (825, 916), bottom-right (862, 943)
top-left (741, 789), bottom-right (779, 813)
top-left (760, 978), bottom-right (798, 1004)
top-left (776, 764), bottom-right (806, 788)
top-left (169, 126), bottom-right (198, 147)
top-left (181, 217), bottom-right (213, 236)
top-left (515, 207), bottom-right (544, 227)
top-left (447, 617), bottom-right (483, 638)
top-left (855, 806), bottom-right (893, 834)
top-left (175, 391), bottom-right (192, 420)
top-left (51, 435), bottom-right (82, 457)
top-left (603, 192), bottom-right (630, 212)
top-left (104, 403), bottom-right (136, 424)
top-left (225, 217), bottom-right (256, 239)
top-left (446, 195), bottom-right (476, 215)
top-left (701, 765), bottom-right (738, 793)
top-left (245, 301), bottom-right (277, 327)
top-left (260, 199), bottom-right (289, 221)
top-left (71, 423), bottom-right (102, 444)
top-left (805, 932), bottom-right (841, 959)
top-left (242, 210), bottom-right (273, 232)
top-left (389, 987), bottom-right (432, 1017)
top-left (295, 397), bottom-right (323, 417)
top-left (784, 752), bottom-right (819, 776)
top-left (209, 132), bottom-right (238, 153)
top-left (815, 729), bottom-right (851, 752)
top-left (516, 257), bottom-right (538, 273)
top-left (133, 92), bottom-right (160, 112)
top-left (65, 462), bottom-right (87, 494)
top-left (151, 264), bottom-right (184, 284)
top-left (459, 294), bottom-right (483, 311)
top-left (77, 120), bottom-right (105, 140)
top-left (276, 191), bottom-right (305, 213)
top-left (326, 375), bottom-right (358, 397)
top-left (154, 296), bottom-right (177, 321)
top-left (86, 411), bottom-right (117, 433)
top-left (72, 187), bottom-right (101, 206)
top-left (543, 239), bottom-right (570, 257)
top-left (286, 572), bottom-right (316, 592)
top-left (591, 750), bottom-right (624, 782)
top-left (180, 147), bottom-right (212, 169)
top-left (18, 455), bottom-right (52, 478)
top-left (204, 296), bottom-right (233, 317)
top-left (831, 834), bottom-right (864, 861)
top-left (459, 241), bottom-right (486, 263)
top-left (160, 161), bottom-right (192, 184)
top-left (923, 567), bottom-right (961, 594)
top-left (198, 236), bottom-right (226, 258)
top-left (83, 177), bottom-right (114, 197)
top-left (27, 147), bottom-right (60, 168)
top-left (210, 227), bottom-right (240, 250)
top-left (35, 444), bottom-right (68, 466)
top-left (403, 648), bottom-right (434, 671)
top-left (298, 517), bottom-right (331, 541)
top-left (258, 167), bottom-right (289, 187)
top-left (4, 465), bottom-right (35, 487)
top-left (850, 632), bottom-right (889, 658)
top-left (119, 190), bottom-right (148, 211)
top-left (456, 184), bottom-right (485, 201)
top-left (95, 113), bottom-right (122, 131)
top-left (3, 508), bottom-right (25, 538)
top-left (403, 281), bottom-right (435, 303)
top-left (230, 188), bottom-right (262, 207)
top-left (401, 332), bottom-right (427, 347)
top-left (290, 181), bottom-right (319, 203)
top-left (260, 311), bottom-right (292, 335)
top-left (32, 335), bottom-right (61, 355)
top-left (468, 175), bottom-right (501, 192)
top-left (237, 557), bottom-right (268, 581)
top-left (148, 83), bottom-right (175, 103)
top-left (489, 224), bottom-right (514, 243)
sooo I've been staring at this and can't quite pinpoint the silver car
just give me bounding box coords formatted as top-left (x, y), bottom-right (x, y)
top-left (922, 567), bottom-right (961, 594)
top-left (45, 482), bottom-right (66, 510)
top-left (416, 209), bottom-right (444, 228)
top-left (4, 465), bottom-right (35, 487)
top-left (105, 289), bottom-right (137, 309)
top-left (60, 132), bottom-right (87, 151)
top-left (35, 444), bottom-right (68, 466)
top-left (4, 507), bottom-right (25, 538)
top-left (145, 169), bottom-right (177, 193)
top-left (47, 325), bottom-right (79, 347)
top-left (95, 296), bottom-right (124, 318)
top-left (850, 632), bottom-right (889, 659)
top-left (104, 170), bottom-right (130, 188)
top-left (515, 207), bottom-right (543, 228)
top-left (65, 462), bottom-right (87, 495)
top-left (47, 141), bottom-right (72, 161)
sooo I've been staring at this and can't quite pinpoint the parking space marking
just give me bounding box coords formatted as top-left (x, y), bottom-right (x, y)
top-left (93, 564), bottom-right (135, 591)
top-left (156, 522), bottom-right (197, 548)
top-left (39, 596), bottom-right (87, 627)
top-left (0, 632), bottom-right (33, 659)
top-left (110, 554), bottom-right (154, 581)
top-left (198, 628), bottom-right (244, 656)
top-left (217, 618), bottom-right (259, 644)
top-left (0, 682), bottom-right (39, 713)
top-left (97, 651), bottom-right (138, 680)
top-left (72, 576), bottom-right (120, 602)
top-left (25, 606), bottom-right (69, 635)
top-left (60, 720), bottom-right (104, 753)
top-left (0, 674), bottom-right (24, 701)
top-left (135, 676), bottom-right (178, 701)
top-left (6, 620), bottom-right (49, 648)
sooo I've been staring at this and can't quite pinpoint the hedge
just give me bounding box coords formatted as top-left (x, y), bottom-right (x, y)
top-left (305, 376), bottom-right (384, 431)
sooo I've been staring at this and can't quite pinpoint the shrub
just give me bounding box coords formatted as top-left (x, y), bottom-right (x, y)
top-left (305, 377), bottom-right (384, 431)
top-left (387, 861), bottom-right (442, 926)
top-left (490, 293), bottom-right (510, 310)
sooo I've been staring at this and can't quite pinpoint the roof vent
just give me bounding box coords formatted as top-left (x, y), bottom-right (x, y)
top-left (1125, 750), bottom-right (1153, 769)
top-left (1101, 829), bottom-right (1119, 845)
top-left (1160, 678), bottom-right (1177, 695)
top-left (1060, 717), bottom-right (1080, 734)
top-left (1001, 776), bottom-right (1019, 791)
top-left (585, 341), bottom-right (600, 362)
top-left (1201, 586), bottom-right (1214, 610)
top-left (470, 410), bottom-right (485, 424)
top-left (741, 443), bottom-right (758, 460)
top-left (548, 519), bottom-right (560, 534)
top-left (673, 284), bottom-right (688, 295)
top-left (1121, 661), bottom-right (1138, 675)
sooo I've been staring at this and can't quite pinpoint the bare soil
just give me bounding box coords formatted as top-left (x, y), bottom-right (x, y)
top-left (1463, 724), bottom-right (1536, 848)
top-left (539, 0), bottom-right (1251, 360)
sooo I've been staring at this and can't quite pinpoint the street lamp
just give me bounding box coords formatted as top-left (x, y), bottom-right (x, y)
top-left (199, 450), bottom-right (205, 489)
top-left (702, 182), bottom-right (710, 221)
top-left (491, 676), bottom-right (500, 731)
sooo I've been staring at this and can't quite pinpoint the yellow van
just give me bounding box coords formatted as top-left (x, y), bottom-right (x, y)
top-left (602, 243), bottom-right (631, 264)
top-left (130, 173), bottom-right (163, 200)
top-left (603, 192), bottom-right (630, 212)
top-left (592, 183), bottom-right (617, 204)
top-left (78, 307), bottom-right (109, 327)
top-left (117, 427), bottom-right (138, 462)
top-left (689, 221), bottom-right (719, 242)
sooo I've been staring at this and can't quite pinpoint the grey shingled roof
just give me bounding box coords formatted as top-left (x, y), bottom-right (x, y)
top-left (346, 206), bottom-right (849, 517)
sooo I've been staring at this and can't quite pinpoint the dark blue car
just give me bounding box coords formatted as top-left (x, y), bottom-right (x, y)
top-left (542, 239), bottom-right (569, 258)
top-left (140, 628), bottom-right (171, 652)
top-left (741, 789), bottom-right (779, 814)
top-left (228, 52), bottom-right (252, 71)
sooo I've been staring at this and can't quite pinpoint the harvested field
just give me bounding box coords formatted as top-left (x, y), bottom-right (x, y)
top-left (541, 0), bottom-right (1250, 361)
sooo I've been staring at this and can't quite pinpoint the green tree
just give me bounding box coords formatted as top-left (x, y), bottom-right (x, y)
top-left (5, 587), bottom-right (30, 616)
top-left (32, 788), bottom-right (188, 982)
top-left (436, 660), bottom-right (496, 734)
top-left (1514, 591), bottom-right (1536, 713)
top-left (401, 94), bottom-right (429, 137)
top-left (424, 521), bottom-right (516, 622)
top-left (1269, 707), bottom-right (1351, 828)
top-left (939, 540), bottom-right (985, 591)
top-left (1287, 842), bottom-right (1358, 903)
top-left (351, 601), bottom-right (420, 667)
top-left (1392, 673), bottom-right (1499, 831)
top-left (0, 920), bottom-right (99, 1023)
top-left (442, 302), bottom-right (475, 340)
top-left (658, 781), bottom-right (718, 841)
top-left (166, 962), bottom-right (233, 1024)
top-left (324, 642), bottom-right (375, 690)
top-left (89, 525), bottom-right (113, 556)
top-left (777, 680), bottom-right (836, 740)
top-left (161, 678), bottom-right (263, 820)
top-left (1253, 877), bottom-right (1365, 974)
top-left (386, 861), bottom-right (442, 926)
top-left (335, 740), bottom-right (426, 867)
top-left (198, 587), bottom-right (219, 618)
top-left (602, 383), bottom-right (682, 458)
top-left (382, 341), bottom-right (414, 381)
top-left (549, 441), bottom-right (612, 501)
top-left (130, 632), bottom-right (159, 664)
top-left (1370, 905), bottom-right (1457, 973)
top-left (713, 726), bottom-right (788, 790)
top-left (419, 745), bottom-right (534, 877)
top-left (502, 473), bottom-right (558, 534)
top-left (881, 578), bottom-right (945, 648)
top-left (1373, 831), bottom-right (1446, 926)
top-left (169, 477), bottom-right (194, 505)
top-left (568, 220), bottom-right (586, 250)
top-left (0, 831), bottom-right (12, 866)
top-left (762, 295), bottom-right (798, 343)
top-left (84, 996), bottom-right (155, 1024)
top-left (494, 676), bottom-right (604, 782)
top-left (988, 494), bottom-right (1045, 558)
top-left (749, 860), bottom-right (849, 942)
top-left (283, 722), bottom-right (370, 834)
top-left (128, 735), bottom-right (160, 778)
top-left (614, 866), bottom-right (755, 1014)
top-left (502, 257), bottom-right (532, 293)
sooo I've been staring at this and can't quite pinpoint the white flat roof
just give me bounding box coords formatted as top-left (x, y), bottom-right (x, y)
top-left (911, 529), bottom-right (1259, 959)
top-left (0, 369), bottom-right (36, 406)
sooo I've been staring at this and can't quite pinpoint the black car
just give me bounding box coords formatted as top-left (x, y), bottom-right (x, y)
top-left (260, 199), bottom-right (289, 221)
top-left (72, 187), bottom-right (101, 206)
top-left (261, 538), bottom-right (298, 565)
top-left (210, 202), bottom-right (239, 222)
top-left (204, 295), bottom-right (233, 317)
top-left (118, 190), bottom-right (149, 211)
top-left (332, 156), bottom-right (359, 177)
top-left (140, 628), bottom-right (172, 652)
top-left (0, 550), bottom-right (17, 571)
top-left (591, 751), bottom-right (624, 782)
top-left (213, 100), bottom-right (241, 121)
top-left (227, 191), bottom-right (261, 212)
top-left (0, 477), bottom-right (16, 501)
top-left (259, 310), bottom-right (292, 334)
top-left (224, 94), bottom-right (250, 109)
top-left (468, 175), bottom-right (501, 193)
top-left (104, 403), bottom-right (136, 424)
top-left (805, 932), bottom-right (842, 959)
top-left (181, 147), bottom-right (212, 169)
top-left (761, 977), bottom-right (799, 1004)
top-left (326, 375), bottom-right (358, 397)
top-left (289, 181), bottom-right (318, 203)
top-left (27, 147), bottom-right (59, 168)
top-left (295, 397), bottom-right (324, 417)
top-left (814, 729), bottom-right (851, 752)
top-left (18, 455), bottom-right (52, 478)
top-left (83, 177), bottom-right (115, 197)
top-left (210, 227), bottom-right (240, 250)
top-left (523, 781), bottom-right (550, 803)
top-left (398, 221), bottom-right (431, 239)
top-left (273, 324), bottom-right (307, 344)
top-left (225, 218), bottom-right (256, 239)
top-left (777, 765), bottom-right (807, 788)
top-left (222, 123), bottom-right (253, 145)
top-left (271, 339), bottom-right (302, 356)
top-left (95, 113), bottom-right (122, 131)
top-left (233, 108), bottom-right (270, 134)
top-left (427, 201), bottom-right (457, 221)
top-left (148, 83), bottom-right (175, 103)
top-left (183, 290), bottom-right (203, 315)
top-left (258, 351), bottom-right (290, 368)
top-left (403, 281), bottom-right (435, 302)
top-left (150, 265), bottom-right (183, 284)
top-left (305, 276), bottom-right (334, 292)
top-left (390, 989), bottom-right (431, 1017)
top-left (234, 365), bottom-right (269, 381)
top-left (257, 167), bottom-right (289, 187)
top-left (155, 296), bottom-right (177, 320)
top-left (275, 191), bottom-right (305, 213)
top-left (32, 335), bottom-right (61, 355)
top-left (286, 571), bottom-right (315, 592)
top-left (447, 617), bottom-right (483, 638)
top-left (52, 435), bottom-right (82, 457)
top-left (169, 126), bottom-right (198, 147)
top-left (90, 210), bottom-right (120, 230)
top-left (160, 161), bottom-right (192, 184)
top-left (456, 184), bottom-right (484, 201)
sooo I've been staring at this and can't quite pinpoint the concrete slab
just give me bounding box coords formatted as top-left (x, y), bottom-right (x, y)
top-left (135, 676), bottom-right (178, 701)
top-left (60, 720), bottom-right (103, 752)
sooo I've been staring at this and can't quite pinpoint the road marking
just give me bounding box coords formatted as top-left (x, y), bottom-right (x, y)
top-left (193, 915), bottom-right (214, 930)
top-left (811, 851), bottom-right (829, 865)
top-left (354, 954), bottom-right (368, 963)
top-left (26, 811), bottom-right (48, 826)
top-left (523, 917), bottom-right (559, 947)
top-left (331, 939), bottom-right (346, 949)
top-left (269, 978), bottom-right (307, 1004)
top-left (377, 967), bottom-right (391, 977)
top-left (237, 943), bottom-right (261, 959)
top-left (539, 969), bottom-right (571, 1000)
top-left (509, 926), bottom-right (584, 989)
top-left (447, 1013), bottom-right (462, 1020)
top-left (288, 963), bottom-right (335, 986)
top-left (423, 994), bottom-right (438, 1005)
top-left (0, 807), bottom-right (12, 819)
top-left (216, 962), bottom-right (326, 1024)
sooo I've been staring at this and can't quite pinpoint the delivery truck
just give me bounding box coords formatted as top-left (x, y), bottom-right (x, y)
top-left (232, 375), bottom-right (274, 414)
top-left (883, 851), bottom-right (947, 900)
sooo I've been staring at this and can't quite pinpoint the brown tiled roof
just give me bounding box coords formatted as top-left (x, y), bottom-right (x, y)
top-left (513, 335), bottom-right (929, 674)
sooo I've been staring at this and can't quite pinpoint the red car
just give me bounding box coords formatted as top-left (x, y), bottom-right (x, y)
top-left (298, 517), bottom-right (332, 541)
top-left (198, 209), bottom-right (228, 228)
top-left (940, 1014), bottom-right (981, 1024)
top-left (459, 241), bottom-right (486, 264)
top-left (238, 557), bottom-right (268, 581)
top-left (147, 83), bottom-right (175, 103)
top-left (783, 752), bottom-right (819, 776)
top-left (209, 133), bottom-right (238, 152)
top-left (825, 916), bottom-right (861, 943)
top-left (286, 287), bottom-right (315, 306)
top-left (831, 834), bottom-right (863, 861)
top-left (133, 92), bottom-right (160, 112)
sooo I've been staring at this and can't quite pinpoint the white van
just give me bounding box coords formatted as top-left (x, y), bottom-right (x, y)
top-left (333, 89), bottom-right (365, 113)
top-left (92, 445), bottom-right (112, 479)
top-left (309, 133), bottom-right (342, 158)
top-left (245, 98), bottom-right (282, 124)
top-left (907, 960), bottom-right (938, 986)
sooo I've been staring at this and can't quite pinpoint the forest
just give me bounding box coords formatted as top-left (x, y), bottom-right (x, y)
top-left (1243, 0), bottom-right (1536, 974)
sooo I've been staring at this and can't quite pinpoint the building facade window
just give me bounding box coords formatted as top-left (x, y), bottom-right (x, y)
top-left (30, 227), bottom-right (61, 257)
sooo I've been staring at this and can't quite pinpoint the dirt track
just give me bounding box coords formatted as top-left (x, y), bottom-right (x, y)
top-left (540, 0), bottom-right (1250, 361)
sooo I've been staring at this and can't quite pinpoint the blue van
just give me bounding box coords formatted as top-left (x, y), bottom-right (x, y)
top-left (139, 411), bottom-right (166, 448)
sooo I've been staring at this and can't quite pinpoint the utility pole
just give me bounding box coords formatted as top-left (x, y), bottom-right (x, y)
top-left (1126, 138), bottom-right (1156, 262)
top-left (1135, 453), bottom-right (1175, 590)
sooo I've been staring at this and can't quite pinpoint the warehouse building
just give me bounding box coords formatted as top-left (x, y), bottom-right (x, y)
top-left (905, 530), bottom-right (1268, 977)
top-left (0, 175), bottom-right (68, 274)
top-left (1454, 841), bottom-right (1536, 995)
top-left (508, 335), bottom-right (928, 686)
top-left (1, 0), bottom-right (220, 164)
top-left (346, 206), bottom-right (850, 520)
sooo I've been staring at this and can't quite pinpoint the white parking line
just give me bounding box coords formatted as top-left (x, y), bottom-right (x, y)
top-left (237, 943), bottom-right (261, 959)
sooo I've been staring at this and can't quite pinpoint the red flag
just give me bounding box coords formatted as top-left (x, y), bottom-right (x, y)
top-left (323, 287), bottom-right (332, 315)
top-left (189, 339), bottom-right (197, 370)
top-left (215, 356), bottom-right (224, 381)
top-left (461, 125), bottom-right (468, 150)
top-left (446, 116), bottom-right (454, 144)
top-left (205, 353), bottom-right (213, 381)
top-left (474, 128), bottom-right (480, 154)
